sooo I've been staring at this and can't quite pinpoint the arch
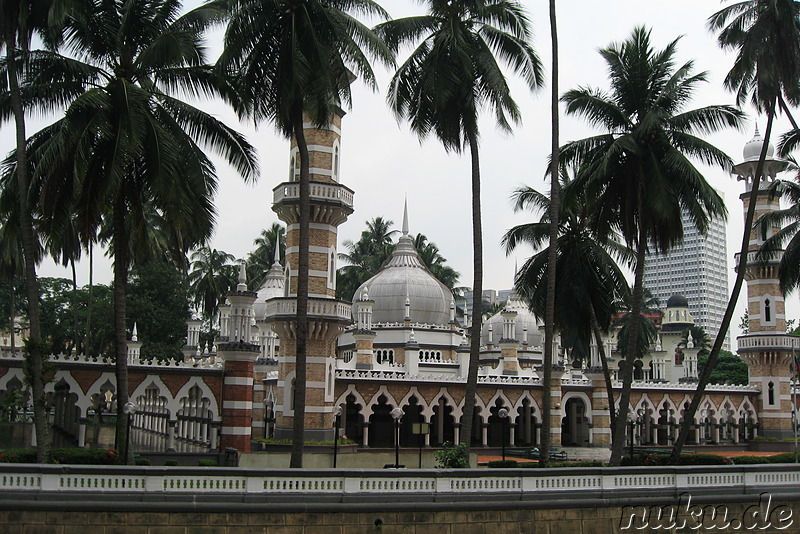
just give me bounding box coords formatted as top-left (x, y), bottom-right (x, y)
top-left (561, 391), bottom-right (592, 446)
top-left (129, 375), bottom-right (174, 416)
top-left (485, 390), bottom-right (512, 422)
top-left (366, 385), bottom-right (399, 419)
top-left (173, 377), bottom-right (219, 420)
top-left (335, 384), bottom-right (367, 412)
top-left (46, 371), bottom-right (90, 416)
top-left (426, 388), bottom-right (459, 420)
top-left (281, 370), bottom-right (296, 415)
top-left (332, 141), bottom-right (340, 182)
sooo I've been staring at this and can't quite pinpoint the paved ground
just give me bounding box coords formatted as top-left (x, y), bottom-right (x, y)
top-left (477, 447), bottom-right (792, 465)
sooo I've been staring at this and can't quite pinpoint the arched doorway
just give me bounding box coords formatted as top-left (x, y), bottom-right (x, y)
top-left (399, 396), bottom-right (424, 447)
top-left (344, 394), bottom-right (364, 445)
top-left (514, 399), bottom-right (538, 446)
top-left (487, 400), bottom-right (511, 447)
top-left (430, 397), bottom-right (455, 446)
top-left (561, 397), bottom-right (589, 446)
top-left (368, 395), bottom-right (395, 448)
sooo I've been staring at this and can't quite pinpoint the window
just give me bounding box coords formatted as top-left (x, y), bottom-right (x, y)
top-left (765, 299), bottom-right (772, 323)
top-left (768, 382), bottom-right (775, 405)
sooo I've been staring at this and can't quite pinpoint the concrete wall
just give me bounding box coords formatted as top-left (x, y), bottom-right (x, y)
top-left (239, 449), bottom-right (479, 469)
top-left (3, 501), bottom-right (800, 534)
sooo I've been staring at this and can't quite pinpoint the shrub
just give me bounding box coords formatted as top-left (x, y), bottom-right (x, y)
top-left (767, 452), bottom-right (800, 463)
top-left (134, 457), bottom-right (151, 466)
top-left (253, 437), bottom-right (357, 446)
top-left (731, 456), bottom-right (770, 465)
top-left (0, 448), bottom-right (120, 464)
top-left (621, 453), bottom-right (731, 466)
top-left (198, 459), bottom-right (218, 467)
top-left (487, 460), bottom-right (518, 468)
top-left (164, 459), bottom-right (179, 466)
top-left (433, 442), bottom-right (469, 468)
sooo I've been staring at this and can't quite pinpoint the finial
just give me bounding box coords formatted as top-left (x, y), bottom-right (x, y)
top-left (402, 197), bottom-right (409, 236)
top-left (409, 329), bottom-right (416, 343)
top-left (687, 331), bottom-right (694, 349)
top-left (131, 323), bottom-right (138, 342)
top-left (362, 287), bottom-right (369, 301)
top-left (754, 124), bottom-right (760, 137)
top-left (237, 260), bottom-right (247, 291)
top-left (273, 235), bottom-right (281, 265)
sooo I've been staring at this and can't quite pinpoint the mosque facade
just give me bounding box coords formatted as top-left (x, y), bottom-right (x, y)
top-left (0, 117), bottom-right (796, 454)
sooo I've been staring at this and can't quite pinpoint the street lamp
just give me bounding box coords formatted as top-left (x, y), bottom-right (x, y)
top-left (628, 412), bottom-right (635, 458)
top-left (390, 407), bottom-right (404, 469)
top-left (333, 405), bottom-right (343, 468)
top-left (498, 408), bottom-right (509, 461)
top-left (701, 408), bottom-right (710, 443)
top-left (122, 401), bottom-right (137, 464)
top-left (637, 408), bottom-right (646, 446)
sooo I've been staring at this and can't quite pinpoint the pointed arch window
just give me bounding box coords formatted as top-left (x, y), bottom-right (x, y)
top-left (765, 299), bottom-right (772, 323)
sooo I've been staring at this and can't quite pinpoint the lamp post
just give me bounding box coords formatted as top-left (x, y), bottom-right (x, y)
top-left (122, 401), bottom-right (137, 464)
top-left (390, 407), bottom-right (403, 468)
top-left (498, 408), bottom-right (509, 461)
top-left (637, 408), bottom-right (646, 446)
top-left (666, 407), bottom-right (675, 444)
top-left (628, 412), bottom-right (635, 458)
top-left (333, 405), bottom-right (343, 468)
top-left (701, 409), bottom-right (710, 443)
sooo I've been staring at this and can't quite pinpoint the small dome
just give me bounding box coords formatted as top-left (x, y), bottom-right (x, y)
top-left (666, 294), bottom-right (689, 308)
top-left (743, 127), bottom-right (774, 162)
top-left (480, 291), bottom-right (543, 346)
top-left (352, 206), bottom-right (453, 326)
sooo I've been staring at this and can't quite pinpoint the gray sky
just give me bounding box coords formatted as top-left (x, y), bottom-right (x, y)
top-left (17, 0), bottom-right (800, 342)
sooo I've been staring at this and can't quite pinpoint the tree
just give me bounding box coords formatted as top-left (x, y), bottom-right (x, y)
top-left (188, 246), bottom-right (237, 322)
top-left (247, 223), bottom-right (285, 291)
top-left (756, 178), bottom-right (800, 294)
top-left (337, 217), bottom-right (397, 302)
top-left (698, 350), bottom-right (749, 386)
top-left (502, 169), bottom-right (631, 438)
top-left (560, 27), bottom-right (742, 465)
top-left (219, 0), bottom-right (391, 468)
top-left (413, 234), bottom-right (461, 292)
top-left (671, 0), bottom-right (800, 461)
top-left (32, 0), bottom-right (258, 463)
top-left (127, 261), bottom-right (190, 362)
top-left (0, 0), bottom-right (61, 463)
top-left (376, 0), bottom-right (543, 455)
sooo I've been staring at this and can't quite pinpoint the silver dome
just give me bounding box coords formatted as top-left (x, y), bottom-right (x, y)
top-left (352, 207), bottom-right (453, 326)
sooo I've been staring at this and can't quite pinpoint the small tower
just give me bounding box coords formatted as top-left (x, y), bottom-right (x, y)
top-left (268, 109), bottom-right (354, 441)
top-left (732, 129), bottom-right (797, 438)
top-left (217, 261), bottom-right (260, 451)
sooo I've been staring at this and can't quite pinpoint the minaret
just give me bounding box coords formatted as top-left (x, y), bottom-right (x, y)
top-left (268, 109), bottom-right (354, 441)
top-left (732, 129), bottom-right (797, 438)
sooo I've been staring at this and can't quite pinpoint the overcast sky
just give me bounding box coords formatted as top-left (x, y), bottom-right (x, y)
top-left (16, 0), bottom-right (800, 342)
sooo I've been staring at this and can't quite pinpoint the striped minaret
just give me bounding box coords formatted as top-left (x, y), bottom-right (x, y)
top-left (218, 262), bottom-right (259, 451)
top-left (732, 129), bottom-right (799, 439)
top-left (268, 109), bottom-right (354, 441)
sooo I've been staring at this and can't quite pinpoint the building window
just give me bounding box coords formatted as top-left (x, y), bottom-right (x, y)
top-left (768, 381), bottom-right (775, 405)
top-left (765, 299), bottom-right (772, 323)
top-left (333, 143), bottom-right (340, 181)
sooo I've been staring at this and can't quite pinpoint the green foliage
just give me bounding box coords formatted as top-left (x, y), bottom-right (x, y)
top-left (487, 460), bottom-right (518, 468)
top-left (621, 453), bottom-right (732, 466)
top-left (732, 453), bottom-right (799, 464)
top-left (698, 349), bottom-right (749, 385)
top-left (198, 459), bottom-right (218, 467)
top-left (127, 261), bottom-right (190, 361)
top-left (0, 278), bottom-right (26, 332)
top-left (0, 389), bottom-right (25, 422)
top-left (164, 459), bottom-right (179, 466)
top-left (134, 457), bottom-right (151, 466)
top-left (433, 442), bottom-right (469, 469)
top-left (0, 448), bottom-right (120, 464)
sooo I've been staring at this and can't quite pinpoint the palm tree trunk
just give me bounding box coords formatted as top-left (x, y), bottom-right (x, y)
top-left (290, 106), bottom-right (309, 468)
top-left (778, 96), bottom-right (798, 130)
top-left (670, 101), bottom-right (777, 463)
top-left (589, 305), bottom-right (616, 430)
top-left (85, 245), bottom-right (93, 356)
top-left (71, 259), bottom-right (78, 354)
top-left (460, 128), bottom-right (483, 456)
top-left (6, 38), bottom-right (50, 463)
top-left (9, 276), bottom-right (16, 356)
top-left (609, 223), bottom-right (648, 465)
top-left (112, 192), bottom-right (131, 463)
top-left (540, 0), bottom-right (560, 467)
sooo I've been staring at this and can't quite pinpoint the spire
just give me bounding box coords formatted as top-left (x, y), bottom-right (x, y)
top-left (273, 235), bottom-right (281, 266)
top-left (402, 196), bottom-right (409, 236)
top-left (131, 323), bottom-right (138, 342)
top-left (237, 260), bottom-right (248, 292)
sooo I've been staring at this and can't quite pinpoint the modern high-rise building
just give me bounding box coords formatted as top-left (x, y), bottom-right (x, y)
top-left (644, 208), bottom-right (731, 350)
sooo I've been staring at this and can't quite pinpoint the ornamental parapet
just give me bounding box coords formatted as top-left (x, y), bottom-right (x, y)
top-left (733, 250), bottom-right (782, 268)
top-left (737, 333), bottom-right (800, 353)
top-left (264, 297), bottom-right (352, 324)
top-left (273, 181), bottom-right (354, 210)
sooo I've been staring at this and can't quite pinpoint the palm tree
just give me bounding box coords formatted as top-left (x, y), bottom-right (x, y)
top-left (670, 0), bottom-right (800, 461)
top-left (188, 246), bottom-right (237, 323)
top-left (0, 0), bottom-right (61, 463)
top-left (560, 27), bottom-right (742, 465)
top-left (376, 0), bottom-right (543, 454)
top-left (219, 0), bottom-right (391, 468)
top-left (31, 0), bottom-right (258, 462)
top-left (247, 223), bottom-right (285, 291)
top-left (502, 169), bottom-right (631, 440)
top-left (337, 217), bottom-right (398, 301)
top-left (413, 233), bottom-right (461, 291)
top-left (756, 178), bottom-right (800, 294)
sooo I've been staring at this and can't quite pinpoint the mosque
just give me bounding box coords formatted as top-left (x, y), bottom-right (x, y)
top-left (0, 111), bottom-right (797, 455)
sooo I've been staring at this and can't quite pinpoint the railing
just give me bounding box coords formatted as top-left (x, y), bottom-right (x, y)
top-left (273, 181), bottom-right (354, 209)
top-left (0, 348), bottom-right (223, 371)
top-left (263, 297), bottom-right (352, 322)
top-left (733, 250), bottom-right (782, 266)
top-left (738, 333), bottom-right (800, 351)
top-left (1, 464), bottom-right (799, 504)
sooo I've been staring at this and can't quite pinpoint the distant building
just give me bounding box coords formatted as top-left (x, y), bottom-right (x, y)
top-left (644, 207), bottom-right (731, 350)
